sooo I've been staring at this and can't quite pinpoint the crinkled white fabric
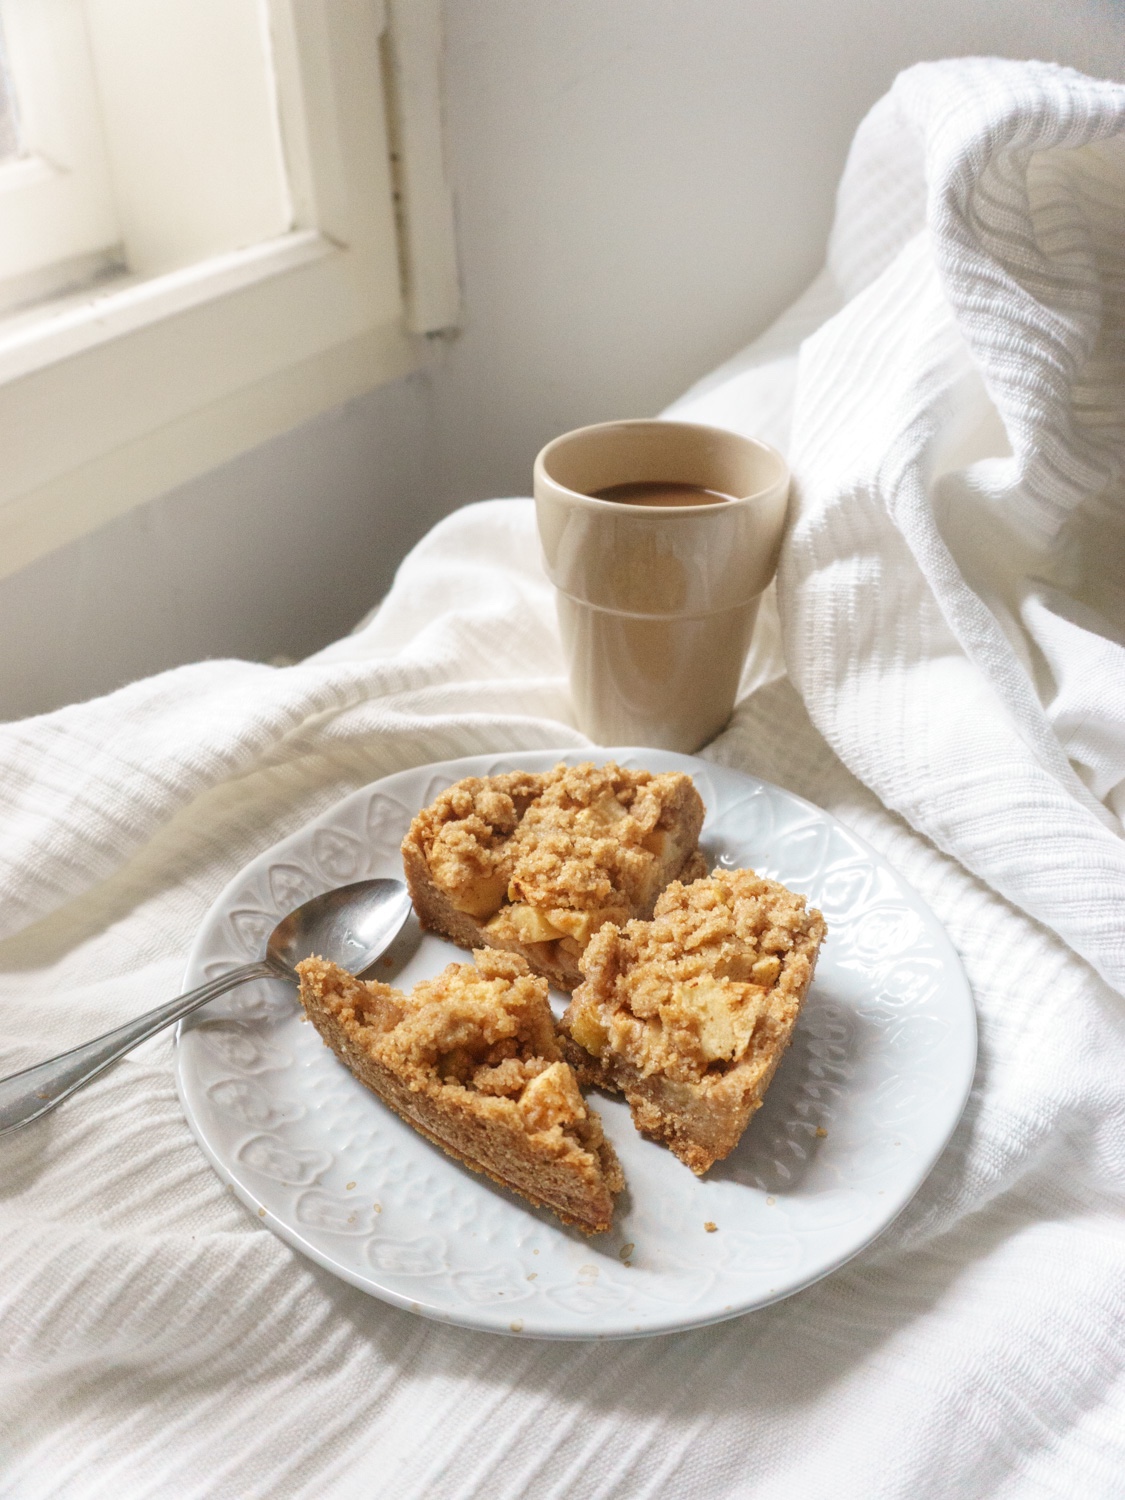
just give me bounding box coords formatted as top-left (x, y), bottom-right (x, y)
top-left (680, 57), bottom-right (1125, 994)
top-left (2, 56), bottom-right (1125, 1500)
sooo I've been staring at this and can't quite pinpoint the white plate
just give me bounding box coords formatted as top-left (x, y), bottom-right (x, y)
top-left (174, 749), bottom-right (975, 1340)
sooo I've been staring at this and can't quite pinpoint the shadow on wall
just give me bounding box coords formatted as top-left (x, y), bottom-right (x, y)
top-left (0, 370), bottom-right (436, 721)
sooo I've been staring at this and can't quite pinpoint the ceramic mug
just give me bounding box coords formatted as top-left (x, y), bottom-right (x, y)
top-left (533, 419), bottom-right (790, 752)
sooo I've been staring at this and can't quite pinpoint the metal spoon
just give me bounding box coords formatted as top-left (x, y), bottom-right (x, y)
top-left (0, 877), bottom-right (413, 1135)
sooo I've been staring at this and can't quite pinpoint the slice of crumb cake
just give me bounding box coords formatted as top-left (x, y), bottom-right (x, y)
top-left (401, 762), bottom-right (706, 991)
top-left (296, 948), bottom-right (624, 1234)
top-left (560, 870), bottom-right (826, 1175)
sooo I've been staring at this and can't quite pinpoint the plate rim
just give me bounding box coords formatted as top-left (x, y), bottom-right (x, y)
top-left (173, 746), bottom-right (977, 1339)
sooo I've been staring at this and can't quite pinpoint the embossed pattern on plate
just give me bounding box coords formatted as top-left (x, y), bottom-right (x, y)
top-left (174, 749), bottom-right (976, 1339)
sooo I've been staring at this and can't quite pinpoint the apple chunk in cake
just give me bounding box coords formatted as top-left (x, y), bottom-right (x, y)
top-left (401, 762), bottom-right (706, 991)
top-left (560, 870), bottom-right (826, 1174)
top-left (296, 948), bottom-right (623, 1234)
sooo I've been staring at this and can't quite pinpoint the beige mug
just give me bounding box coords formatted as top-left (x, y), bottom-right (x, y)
top-left (533, 419), bottom-right (790, 752)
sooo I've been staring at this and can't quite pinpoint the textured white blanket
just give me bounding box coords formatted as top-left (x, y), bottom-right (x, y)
top-left (2, 57), bottom-right (1124, 1499)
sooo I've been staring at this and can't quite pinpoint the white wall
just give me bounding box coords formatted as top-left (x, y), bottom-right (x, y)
top-left (429, 0), bottom-right (1125, 500)
top-left (0, 373), bottom-right (436, 718)
top-left (2, 0), bottom-right (1122, 719)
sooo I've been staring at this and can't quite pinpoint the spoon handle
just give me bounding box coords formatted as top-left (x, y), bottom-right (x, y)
top-left (0, 960), bottom-right (280, 1135)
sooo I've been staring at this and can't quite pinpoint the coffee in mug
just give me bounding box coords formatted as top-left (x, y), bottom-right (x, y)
top-left (534, 420), bottom-right (790, 752)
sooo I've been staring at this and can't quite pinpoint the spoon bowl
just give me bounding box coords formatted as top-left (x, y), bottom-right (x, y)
top-left (0, 878), bottom-right (414, 1134)
top-left (266, 878), bottom-right (414, 976)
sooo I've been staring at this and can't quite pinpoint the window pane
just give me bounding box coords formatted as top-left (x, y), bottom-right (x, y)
top-left (0, 18), bottom-right (22, 162)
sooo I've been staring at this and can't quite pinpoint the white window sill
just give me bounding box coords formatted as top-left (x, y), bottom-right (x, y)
top-left (0, 230), bottom-right (425, 581)
top-left (0, 0), bottom-right (458, 583)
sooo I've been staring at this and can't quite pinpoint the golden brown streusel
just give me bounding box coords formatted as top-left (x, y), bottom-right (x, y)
top-left (561, 869), bottom-right (826, 1174)
top-left (297, 948), bottom-right (623, 1233)
top-left (401, 763), bottom-right (706, 990)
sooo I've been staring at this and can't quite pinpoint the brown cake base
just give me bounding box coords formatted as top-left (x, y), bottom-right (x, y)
top-left (561, 869), bottom-right (826, 1175)
top-left (560, 1031), bottom-right (799, 1176)
top-left (298, 950), bottom-right (624, 1234)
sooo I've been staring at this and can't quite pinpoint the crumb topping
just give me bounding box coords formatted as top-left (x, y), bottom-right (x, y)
top-left (419, 771), bottom-right (543, 919)
top-left (406, 763), bottom-right (704, 944)
top-left (566, 870), bottom-right (826, 1085)
top-left (298, 949), bottom-right (595, 1147)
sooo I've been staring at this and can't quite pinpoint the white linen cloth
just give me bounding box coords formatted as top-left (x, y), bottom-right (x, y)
top-left (2, 57), bottom-right (1124, 1499)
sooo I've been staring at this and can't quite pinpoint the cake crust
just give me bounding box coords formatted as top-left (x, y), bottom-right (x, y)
top-left (297, 948), bottom-right (623, 1234)
top-left (401, 762), bottom-right (706, 991)
top-left (560, 870), bottom-right (826, 1174)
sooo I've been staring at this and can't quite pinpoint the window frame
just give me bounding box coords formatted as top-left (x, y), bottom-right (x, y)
top-left (0, 0), bottom-right (457, 581)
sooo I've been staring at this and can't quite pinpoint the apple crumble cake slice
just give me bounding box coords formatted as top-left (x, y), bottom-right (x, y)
top-left (296, 948), bottom-right (624, 1234)
top-left (560, 870), bottom-right (826, 1174)
top-left (401, 762), bottom-right (706, 992)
